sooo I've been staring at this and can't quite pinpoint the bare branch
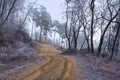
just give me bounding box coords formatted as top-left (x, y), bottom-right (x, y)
top-left (0, 0), bottom-right (17, 26)
top-left (18, 0), bottom-right (37, 28)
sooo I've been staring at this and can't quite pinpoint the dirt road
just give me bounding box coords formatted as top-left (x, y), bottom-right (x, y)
top-left (22, 42), bottom-right (78, 80)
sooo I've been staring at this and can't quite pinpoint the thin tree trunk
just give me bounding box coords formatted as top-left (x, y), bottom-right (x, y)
top-left (68, 39), bottom-right (71, 49)
top-left (31, 21), bottom-right (34, 38)
top-left (65, 2), bottom-right (71, 49)
top-left (90, 0), bottom-right (95, 53)
top-left (110, 24), bottom-right (120, 59)
top-left (86, 37), bottom-right (90, 52)
top-left (74, 38), bottom-right (77, 50)
top-left (107, 31), bottom-right (111, 52)
top-left (39, 27), bottom-right (42, 41)
top-left (83, 27), bottom-right (90, 52)
top-left (97, 13), bottom-right (119, 55)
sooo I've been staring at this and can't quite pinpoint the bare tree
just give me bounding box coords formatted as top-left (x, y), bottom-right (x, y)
top-left (65, 0), bottom-right (72, 49)
top-left (97, 0), bottom-right (120, 55)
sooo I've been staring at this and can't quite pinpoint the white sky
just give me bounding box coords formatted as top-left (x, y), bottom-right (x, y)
top-left (36, 0), bottom-right (65, 22)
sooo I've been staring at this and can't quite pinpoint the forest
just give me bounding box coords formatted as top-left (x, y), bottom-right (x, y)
top-left (0, 0), bottom-right (120, 80)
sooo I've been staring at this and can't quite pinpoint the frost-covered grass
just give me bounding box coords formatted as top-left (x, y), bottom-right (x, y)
top-left (0, 42), bottom-right (38, 64)
top-left (0, 41), bottom-right (42, 71)
top-left (0, 41), bottom-right (45, 80)
top-left (74, 53), bottom-right (120, 80)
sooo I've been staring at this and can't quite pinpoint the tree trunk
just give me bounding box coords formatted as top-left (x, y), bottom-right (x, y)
top-left (107, 32), bottom-right (111, 52)
top-left (90, 0), bottom-right (95, 53)
top-left (68, 39), bottom-right (71, 49)
top-left (86, 37), bottom-right (90, 52)
top-left (74, 38), bottom-right (77, 50)
top-left (110, 24), bottom-right (120, 59)
top-left (65, 2), bottom-right (71, 49)
top-left (39, 27), bottom-right (42, 41)
top-left (84, 29), bottom-right (90, 52)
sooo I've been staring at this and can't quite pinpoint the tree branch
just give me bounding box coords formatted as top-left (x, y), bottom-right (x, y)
top-left (0, 0), bottom-right (17, 26)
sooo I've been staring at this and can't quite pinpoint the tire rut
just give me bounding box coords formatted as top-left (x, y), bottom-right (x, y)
top-left (35, 56), bottom-right (65, 80)
top-left (59, 56), bottom-right (74, 80)
top-left (22, 56), bottom-right (56, 80)
top-left (22, 55), bottom-right (74, 80)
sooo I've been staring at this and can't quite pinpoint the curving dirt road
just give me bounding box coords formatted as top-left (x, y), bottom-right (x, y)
top-left (22, 42), bottom-right (78, 80)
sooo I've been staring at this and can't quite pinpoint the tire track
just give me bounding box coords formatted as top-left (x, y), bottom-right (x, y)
top-left (22, 56), bottom-right (57, 80)
top-left (22, 55), bottom-right (74, 80)
top-left (59, 56), bottom-right (74, 80)
top-left (22, 42), bottom-right (76, 80)
top-left (35, 56), bottom-right (65, 80)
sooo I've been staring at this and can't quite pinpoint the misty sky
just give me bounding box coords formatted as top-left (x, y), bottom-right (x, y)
top-left (36, 0), bottom-right (65, 22)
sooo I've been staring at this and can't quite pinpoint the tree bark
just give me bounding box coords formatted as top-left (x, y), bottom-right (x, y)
top-left (90, 0), bottom-right (95, 53)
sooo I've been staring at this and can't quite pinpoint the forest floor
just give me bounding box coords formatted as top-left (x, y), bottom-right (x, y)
top-left (0, 42), bottom-right (120, 80)
top-left (74, 53), bottom-right (120, 80)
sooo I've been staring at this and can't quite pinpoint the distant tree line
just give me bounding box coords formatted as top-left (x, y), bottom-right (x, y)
top-left (29, 5), bottom-right (51, 42)
top-left (29, 4), bottom-right (66, 45)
